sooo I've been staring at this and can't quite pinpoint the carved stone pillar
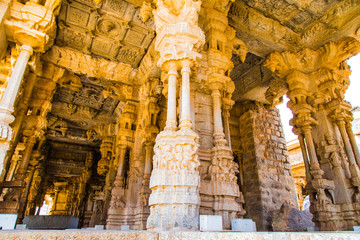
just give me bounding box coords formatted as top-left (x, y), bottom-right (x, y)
top-left (0, 0), bottom-right (61, 178)
top-left (106, 102), bottom-right (136, 229)
top-left (97, 136), bottom-right (114, 176)
top-left (165, 65), bottom-right (178, 131)
top-left (179, 60), bottom-right (192, 129)
top-left (265, 37), bottom-right (360, 230)
top-left (0, 45), bottom-right (33, 174)
top-left (346, 121), bottom-right (360, 167)
top-left (211, 89), bottom-right (226, 145)
top-left (1, 72), bottom-right (37, 183)
top-left (73, 152), bottom-right (93, 217)
top-left (199, 0), bottom-right (247, 228)
top-left (222, 105), bottom-right (232, 150)
top-left (295, 132), bottom-right (311, 182)
top-left (143, 142), bottom-right (154, 180)
top-left (142, 0), bottom-right (205, 231)
top-left (336, 119), bottom-right (360, 179)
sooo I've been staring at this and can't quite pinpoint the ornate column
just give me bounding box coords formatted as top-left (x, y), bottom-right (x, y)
top-left (199, 0), bottom-right (247, 228)
top-left (337, 119), bottom-right (360, 177)
top-left (346, 121), bottom-right (360, 167)
top-left (73, 152), bottom-right (93, 217)
top-left (294, 131), bottom-right (311, 182)
top-left (1, 72), bottom-right (37, 183)
top-left (0, 45), bottom-right (33, 174)
top-left (106, 102), bottom-right (136, 229)
top-left (211, 89), bottom-right (226, 144)
top-left (143, 142), bottom-right (154, 180)
top-left (264, 37), bottom-right (360, 230)
top-left (141, 0), bottom-right (205, 231)
top-left (0, 0), bottom-right (60, 177)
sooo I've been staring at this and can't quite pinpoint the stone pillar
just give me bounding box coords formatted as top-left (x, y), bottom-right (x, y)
top-left (346, 121), bottom-right (360, 167)
top-left (114, 145), bottom-right (127, 188)
top-left (223, 107), bottom-right (232, 149)
top-left (336, 119), bottom-right (360, 179)
top-left (237, 102), bottom-right (298, 230)
top-left (143, 0), bottom-right (205, 231)
top-left (264, 37), bottom-right (360, 230)
top-left (146, 60), bottom-right (201, 230)
top-left (1, 72), bottom-right (37, 183)
top-left (143, 143), bottom-right (153, 179)
top-left (164, 65), bottom-right (178, 131)
top-left (198, 1), bottom-right (247, 228)
top-left (106, 102), bottom-right (137, 229)
top-left (296, 133), bottom-right (311, 182)
top-left (212, 89), bottom-right (226, 144)
top-left (0, 45), bottom-right (33, 174)
top-left (179, 60), bottom-right (192, 129)
top-left (13, 135), bottom-right (36, 183)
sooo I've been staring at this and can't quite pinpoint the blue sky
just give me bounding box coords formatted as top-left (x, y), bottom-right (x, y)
top-left (277, 54), bottom-right (360, 141)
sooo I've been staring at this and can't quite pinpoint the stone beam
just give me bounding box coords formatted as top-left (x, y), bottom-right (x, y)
top-left (300, 0), bottom-right (360, 49)
top-left (264, 37), bottom-right (360, 78)
top-left (42, 46), bottom-right (135, 85)
top-left (228, 0), bottom-right (360, 57)
top-left (228, 1), bottom-right (299, 57)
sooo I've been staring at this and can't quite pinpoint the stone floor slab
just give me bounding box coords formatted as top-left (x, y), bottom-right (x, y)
top-left (0, 230), bottom-right (359, 240)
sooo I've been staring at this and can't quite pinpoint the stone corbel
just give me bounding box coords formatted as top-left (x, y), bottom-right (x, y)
top-left (4, 0), bottom-right (60, 53)
top-left (233, 37), bottom-right (248, 63)
top-left (265, 76), bottom-right (288, 107)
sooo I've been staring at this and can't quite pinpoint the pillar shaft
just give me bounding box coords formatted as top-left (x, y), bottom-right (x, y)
top-left (144, 144), bottom-right (153, 177)
top-left (0, 45), bottom-right (33, 113)
top-left (211, 89), bottom-right (226, 143)
top-left (303, 127), bottom-right (320, 170)
top-left (223, 110), bottom-right (232, 149)
top-left (0, 45), bottom-right (33, 177)
top-left (179, 62), bottom-right (192, 129)
top-left (338, 120), bottom-right (357, 166)
top-left (116, 146), bottom-right (127, 181)
top-left (346, 122), bottom-right (360, 167)
top-left (165, 69), bottom-right (178, 131)
top-left (298, 135), bottom-right (312, 182)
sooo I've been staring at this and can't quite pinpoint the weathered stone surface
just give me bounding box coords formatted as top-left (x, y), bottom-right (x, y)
top-left (1, 231), bottom-right (359, 240)
top-left (272, 204), bottom-right (315, 232)
top-left (233, 102), bottom-right (298, 231)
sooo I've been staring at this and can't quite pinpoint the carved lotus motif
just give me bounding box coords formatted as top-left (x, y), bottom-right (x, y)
top-left (97, 19), bottom-right (121, 37)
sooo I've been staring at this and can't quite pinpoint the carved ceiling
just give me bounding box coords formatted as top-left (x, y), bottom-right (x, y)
top-left (46, 0), bottom-right (360, 108)
top-left (240, 0), bottom-right (339, 33)
top-left (229, 0), bottom-right (360, 56)
top-left (56, 0), bottom-right (155, 67)
top-left (46, 141), bottom-right (90, 177)
top-left (47, 74), bottom-right (122, 145)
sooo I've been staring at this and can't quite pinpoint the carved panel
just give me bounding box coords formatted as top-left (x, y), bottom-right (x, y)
top-left (55, 0), bottom-right (155, 67)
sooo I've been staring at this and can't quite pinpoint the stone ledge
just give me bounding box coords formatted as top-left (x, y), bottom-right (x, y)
top-left (0, 230), bottom-right (359, 240)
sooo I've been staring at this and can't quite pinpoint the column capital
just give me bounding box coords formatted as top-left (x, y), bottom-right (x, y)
top-left (264, 37), bottom-right (360, 78)
top-left (20, 45), bottom-right (33, 55)
top-left (211, 89), bottom-right (221, 97)
top-left (5, 0), bottom-right (61, 52)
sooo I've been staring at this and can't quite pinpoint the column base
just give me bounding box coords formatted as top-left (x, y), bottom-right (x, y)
top-left (208, 144), bottom-right (245, 229)
top-left (146, 128), bottom-right (200, 231)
